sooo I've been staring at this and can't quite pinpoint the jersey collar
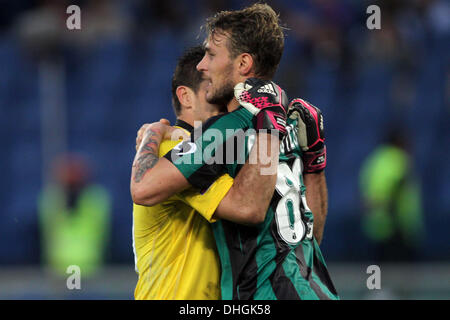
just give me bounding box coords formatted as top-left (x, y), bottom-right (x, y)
top-left (175, 119), bottom-right (194, 133)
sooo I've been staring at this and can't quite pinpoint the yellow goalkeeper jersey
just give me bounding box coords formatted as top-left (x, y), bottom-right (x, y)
top-left (133, 121), bottom-right (233, 300)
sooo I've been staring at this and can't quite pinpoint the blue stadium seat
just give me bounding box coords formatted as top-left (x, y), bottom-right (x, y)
top-left (305, 62), bottom-right (337, 117)
top-left (1, 141), bottom-right (41, 264)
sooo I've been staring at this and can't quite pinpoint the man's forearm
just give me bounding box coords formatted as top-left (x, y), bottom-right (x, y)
top-left (215, 133), bottom-right (279, 225)
top-left (132, 126), bottom-right (163, 183)
top-left (304, 171), bottom-right (328, 245)
top-left (130, 124), bottom-right (190, 206)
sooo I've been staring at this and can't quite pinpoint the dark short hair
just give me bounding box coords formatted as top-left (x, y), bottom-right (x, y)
top-left (205, 3), bottom-right (285, 79)
top-left (171, 46), bottom-right (205, 116)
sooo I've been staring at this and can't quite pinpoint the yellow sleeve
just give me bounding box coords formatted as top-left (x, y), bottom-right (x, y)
top-left (158, 131), bottom-right (234, 223)
top-left (159, 139), bottom-right (182, 157)
top-left (176, 174), bottom-right (234, 223)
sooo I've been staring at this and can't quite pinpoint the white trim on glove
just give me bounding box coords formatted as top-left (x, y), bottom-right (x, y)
top-left (234, 82), bottom-right (261, 115)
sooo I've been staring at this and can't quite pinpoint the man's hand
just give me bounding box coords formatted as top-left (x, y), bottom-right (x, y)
top-left (136, 124), bottom-right (150, 151)
top-left (288, 98), bottom-right (326, 173)
top-left (235, 78), bottom-right (289, 139)
top-left (135, 119), bottom-right (188, 151)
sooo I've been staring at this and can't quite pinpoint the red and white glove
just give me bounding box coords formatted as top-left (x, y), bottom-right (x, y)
top-left (288, 98), bottom-right (326, 173)
top-left (235, 78), bottom-right (289, 139)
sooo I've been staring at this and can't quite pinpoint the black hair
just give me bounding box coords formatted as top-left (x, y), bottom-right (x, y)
top-left (171, 46), bottom-right (205, 115)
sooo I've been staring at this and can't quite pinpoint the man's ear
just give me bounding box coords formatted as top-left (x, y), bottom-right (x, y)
top-left (236, 53), bottom-right (255, 77)
top-left (176, 86), bottom-right (193, 111)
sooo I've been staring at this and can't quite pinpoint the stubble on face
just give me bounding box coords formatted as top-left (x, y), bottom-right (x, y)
top-left (205, 32), bottom-right (236, 107)
top-left (207, 62), bottom-right (235, 107)
top-left (193, 79), bottom-right (226, 121)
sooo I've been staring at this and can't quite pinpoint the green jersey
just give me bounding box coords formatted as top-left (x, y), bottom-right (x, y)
top-left (165, 106), bottom-right (338, 300)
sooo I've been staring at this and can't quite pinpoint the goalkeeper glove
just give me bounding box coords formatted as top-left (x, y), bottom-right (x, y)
top-left (288, 98), bottom-right (326, 173)
top-left (235, 78), bottom-right (289, 139)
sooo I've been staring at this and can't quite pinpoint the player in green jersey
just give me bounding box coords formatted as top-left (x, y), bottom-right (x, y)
top-left (131, 3), bottom-right (338, 299)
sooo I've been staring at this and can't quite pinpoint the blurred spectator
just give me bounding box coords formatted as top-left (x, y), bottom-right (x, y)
top-left (14, 0), bottom-right (130, 59)
top-left (70, 0), bottom-right (130, 47)
top-left (426, 0), bottom-right (450, 36)
top-left (14, 0), bottom-right (69, 60)
top-left (132, 0), bottom-right (189, 36)
top-left (359, 128), bottom-right (425, 262)
top-left (38, 153), bottom-right (111, 277)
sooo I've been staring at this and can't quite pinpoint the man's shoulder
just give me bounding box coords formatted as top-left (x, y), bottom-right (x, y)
top-left (200, 108), bottom-right (254, 133)
top-left (159, 139), bottom-right (184, 157)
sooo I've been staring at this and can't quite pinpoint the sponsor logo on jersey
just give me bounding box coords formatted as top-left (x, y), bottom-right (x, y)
top-left (174, 141), bottom-right (197, 156)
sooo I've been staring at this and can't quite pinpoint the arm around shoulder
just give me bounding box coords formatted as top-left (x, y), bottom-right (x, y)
top-left (130, 122), bottom-right (190, 206)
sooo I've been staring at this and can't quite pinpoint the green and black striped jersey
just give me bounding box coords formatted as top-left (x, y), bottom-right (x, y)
top-left (165, 106), bottom-right (339, 300)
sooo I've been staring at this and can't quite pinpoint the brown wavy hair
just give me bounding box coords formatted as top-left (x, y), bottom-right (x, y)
top-left (205, 3), bottom-right (285, 79)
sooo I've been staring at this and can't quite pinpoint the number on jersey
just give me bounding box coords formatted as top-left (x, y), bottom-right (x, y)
top-left (274, 158), bottom-right (307, 245)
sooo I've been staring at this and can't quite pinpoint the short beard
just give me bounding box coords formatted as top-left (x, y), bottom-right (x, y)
top-left (207, 63), bottom-right (235, 107)
top-left (208, 81), bottom-right (234, 107)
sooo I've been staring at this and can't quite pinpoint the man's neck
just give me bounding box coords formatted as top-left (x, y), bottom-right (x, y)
top-left (227, 97), bottom-right (240, 112)
top-left (177, 115), bottom-right (194, 127)
top-left (178, 111), bottom-right (222, 128)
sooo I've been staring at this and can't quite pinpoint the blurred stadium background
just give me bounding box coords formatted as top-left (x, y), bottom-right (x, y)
top-left (0, 0), bottom-right (449, 299)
